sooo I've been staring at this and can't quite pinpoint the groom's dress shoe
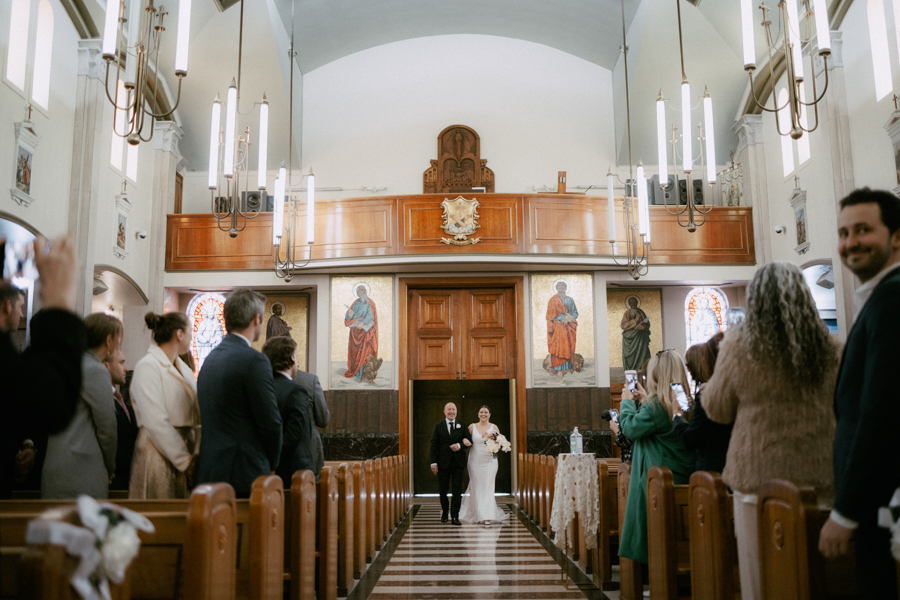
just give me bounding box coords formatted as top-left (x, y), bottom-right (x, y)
top-left (452, 518), bottom-right (462, 526)
top-left (441, 513), bottom-right (449, 523)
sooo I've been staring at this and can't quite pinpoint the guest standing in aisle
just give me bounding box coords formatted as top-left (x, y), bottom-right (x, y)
top-left (294, 367), bottom-right (329, 482)
top-left (104, 349), bottom-right (137, 492)
top-left (195, 289), bottom-right (282, 498)
top-left (42, 313), bottom-right (121, 499)
top-left (129, 312), bottom-right (200, 499)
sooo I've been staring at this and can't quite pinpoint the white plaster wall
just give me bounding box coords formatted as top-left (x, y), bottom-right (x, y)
top-left (300, 35), bottom-right (616, 197)
top-left (841, 0), bottom-right (900, 191)
top-left (0, 0), bottom-right (78, 236)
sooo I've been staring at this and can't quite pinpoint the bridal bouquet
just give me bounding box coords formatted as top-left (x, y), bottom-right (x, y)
top-left (484, 432), bottom-right (512, 456)
top-left (25, 495), bottom-right (155, 600)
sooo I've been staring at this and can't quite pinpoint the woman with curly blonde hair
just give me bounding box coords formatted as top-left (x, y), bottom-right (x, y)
top-left (704, 261), bottom-right (840, 600)
top-left (617, 350), bottom-right (696, 565)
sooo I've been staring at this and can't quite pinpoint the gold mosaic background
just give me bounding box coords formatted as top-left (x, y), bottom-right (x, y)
top-left (606, 289), bottom-right (663, 369)
top-left (330, 276), bottom-right (393, 362)
top-left (252, 294), bottom-right (310, 371)
top-left (530, 273), bottom-right (595, 360)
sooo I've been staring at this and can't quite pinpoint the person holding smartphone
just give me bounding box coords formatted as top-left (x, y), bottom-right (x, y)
top-left (617, 349), bottom-right (697, 566)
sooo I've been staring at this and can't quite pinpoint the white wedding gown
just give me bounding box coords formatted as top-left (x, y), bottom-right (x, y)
top-left (458, 424), bottom-right (510, 524)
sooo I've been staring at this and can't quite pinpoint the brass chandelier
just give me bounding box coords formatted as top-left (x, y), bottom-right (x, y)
top-left (608, 0), bottom-right (650, 280)
top-left (101, 0), bottom-right (191, 144)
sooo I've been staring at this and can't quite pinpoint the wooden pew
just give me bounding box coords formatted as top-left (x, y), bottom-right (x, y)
top-left (517, 452), bottom-right (525, 509)
top-left (593, 459), bottom-right (620, 590)
top-left (646, 466), bottom-right (690, 600)
top-left (618, 462), bottom-right (644, 600)
top-left (249, 475), bottom-right (285, 600)
top-left (291, 471), bottom-right (317, 600)
top-left (317, 466), bottom-right (339, 600)
top-left (523, 454), bottom-right (533, 519)
top-left (364, 460), bottom-right (376, 560)
top-left (184, 483), bottom-right (238, 600)
top-left (688, 471), bottom-right (738, 600)
top-left (534, 455), bottom-right (544, 530)
top-left (371, 458), bottom-right (383, 549)
top-left (548, 456), bottom-right (557, 534)
top-left (333, 464), bottom-right (355, 596)
top-left (352, 463), bottom-right (368, 574)
top-left (758, 480), bottom-right (856, 600)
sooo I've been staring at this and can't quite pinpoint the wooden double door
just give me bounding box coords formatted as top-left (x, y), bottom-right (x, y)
top-left (409, 288), bottom-right (516, 380)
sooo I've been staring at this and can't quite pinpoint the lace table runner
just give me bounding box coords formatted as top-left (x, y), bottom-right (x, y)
top-left (548, 452), bottom-right (600, 550)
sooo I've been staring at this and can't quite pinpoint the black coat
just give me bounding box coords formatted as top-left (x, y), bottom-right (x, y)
top-left (273, 374), bottom-right (314, 488)
top-left (672, 391), bottom-right (732, 474)
top-left (833, 267), bottom-right (900, 525)
top-left (195, 334), bottom-right (283, 498)
top-left (1, 309), bottom-right (86, 498)
top-left (111, 396), bottom-right (138, 491)
top-left (293, 370), bottom-right (329, 480)
top-left (429, 419), bottom-right (472, 471)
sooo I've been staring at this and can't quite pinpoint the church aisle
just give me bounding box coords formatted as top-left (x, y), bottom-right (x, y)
top-left (361, 504), bottom-right (597, 600)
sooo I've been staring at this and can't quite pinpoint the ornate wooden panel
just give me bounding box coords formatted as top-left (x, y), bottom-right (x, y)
top-left (409, 291), bottom-right (457, 380)
top-left (422, 125), bottom-right (494, 193)
top-left (465, 289), bottom-right (515, 379)
top-left (165, 198), bottom-right (755, 270)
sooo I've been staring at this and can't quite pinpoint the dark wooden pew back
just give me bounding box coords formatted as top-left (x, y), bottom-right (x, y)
top-left (688, 471), bottom-right (737, 600)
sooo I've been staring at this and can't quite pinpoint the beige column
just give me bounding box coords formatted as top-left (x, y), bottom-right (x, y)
top-left (733, 114), bottom-right (772, 265)
top-left (67, 40), bottom-right (113, 316)
top-left (147, 121), bottom-right (183, 312)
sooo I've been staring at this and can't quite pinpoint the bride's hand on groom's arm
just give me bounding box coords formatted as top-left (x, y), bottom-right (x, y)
top-left (462, 438), bottom-right (472, 447)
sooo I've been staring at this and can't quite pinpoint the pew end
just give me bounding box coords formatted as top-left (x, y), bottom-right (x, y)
top-left (184, 483), bottom-right (238, 600)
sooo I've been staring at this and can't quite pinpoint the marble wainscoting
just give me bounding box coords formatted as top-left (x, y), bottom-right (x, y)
top-left (526, 430), bottom-right (614, 457)
top-left (322, 433), bottom-right (400, 461)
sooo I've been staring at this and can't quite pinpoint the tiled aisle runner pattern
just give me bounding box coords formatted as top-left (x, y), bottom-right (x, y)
top-left (367, 504), bottom-right (587, 599)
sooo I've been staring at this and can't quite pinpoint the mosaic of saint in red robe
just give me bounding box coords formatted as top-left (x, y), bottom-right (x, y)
top-left (344, 284), bottom-right (378, 380)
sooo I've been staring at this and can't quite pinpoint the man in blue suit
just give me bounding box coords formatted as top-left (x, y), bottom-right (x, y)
top-left (819, 189), bottom-right (900, 598)
top-left (196, 289), bottom-right (283, 498)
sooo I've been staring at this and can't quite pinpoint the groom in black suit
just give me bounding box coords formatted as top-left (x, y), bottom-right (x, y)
top-left (430, 402), bottom-right (472, 525)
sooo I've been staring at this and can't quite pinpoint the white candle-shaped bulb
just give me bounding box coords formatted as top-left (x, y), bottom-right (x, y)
top-left (306, 171), bottom-right (315, 245)
top-left (740, 0), bottom-right (756, 69)
top-left (656, 93), bottom-right (668, 183)
top-left (174, 0), bottom-right (191, 74)
top-left (272, 167), bottom-right (285, 246)
top-left (681, 82), bottom-right (692, 172)
top-left (123, 0), bottom-right (142, 87)
top-left (703, 90), bottom-right (717, 183)
top-left (223, 81), bottom-right (237, 178)
top-left (607, 170), bottom-right (616, 244)
top-left (102, 0), bottom-right (121, 58)
top-left (785, 0), bottom-right (805, 80)
top-left (637, 163), bottom-right (648, 237)
top-left (641, 177), bottom-right (651, 245)
top-left (812, 0), bottom-right (831, 53)
top-left (257, 95), bottom-right (268, 190)
top-left (207, 95), bottom-right (220, 189)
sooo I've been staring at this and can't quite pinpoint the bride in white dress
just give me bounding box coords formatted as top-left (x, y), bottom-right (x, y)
top-left (458, 406), bottom-right (510, 524)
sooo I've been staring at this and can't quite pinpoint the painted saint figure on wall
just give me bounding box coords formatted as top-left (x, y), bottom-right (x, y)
top-left (544, 280), bottom-right (580, 379)
top-left (621, 295), bottom-right (651, 371)
top-left (266, 302), bottom-right (292, 340)
top-left (344, 283), bottom-right (382, 382)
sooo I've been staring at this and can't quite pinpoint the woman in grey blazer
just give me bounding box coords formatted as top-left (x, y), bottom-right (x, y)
top-left (42, 314), bottom-right (121, 499)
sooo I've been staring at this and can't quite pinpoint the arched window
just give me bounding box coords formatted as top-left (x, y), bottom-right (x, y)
top-left (30, 0), bottom-right (52, 109)
top-left (868, 0), bottom-right (892, 101)
top-left (186, 293), bottom-right (227, 377)
top-left (684, 287), bottom-right (729, 348)
top-left (778, 89), bottom-right (795, 177)
top-left (5, 0), bottom-right (30, 92)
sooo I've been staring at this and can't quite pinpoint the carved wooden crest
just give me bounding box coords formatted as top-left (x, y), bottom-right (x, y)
top-left (440, 196), bottom-right (481, 245)
top-left (423, 125), bottom-right (495, 194)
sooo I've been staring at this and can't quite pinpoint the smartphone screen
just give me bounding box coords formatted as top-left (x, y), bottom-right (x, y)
top-left (3, 241), bottom-right (38, 282)
top-left (609, 409), bottom-right (619, 423)
top-left (670, 382), bottom-right (690, 412)
top-left (625, 370), bottom-right (638, 393)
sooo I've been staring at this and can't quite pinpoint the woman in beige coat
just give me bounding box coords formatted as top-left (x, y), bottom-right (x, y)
top-left (128, 312), bottom-right (200, 499)
top-left (703, 262), bottom-right (841, 600)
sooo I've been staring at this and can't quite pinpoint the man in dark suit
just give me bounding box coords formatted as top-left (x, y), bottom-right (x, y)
top-left (104, 349), bottom-right (137, 491)
top-left (196, 289), bottom-right (283, 498)
top-left (293, 368), bottom-right (329, 482)
top-left (262, 336), bottom-right (314, 489)
top-left (430, 402), bottom-right (472, 525)
top-left (819, 188), bottom-right (900, 598)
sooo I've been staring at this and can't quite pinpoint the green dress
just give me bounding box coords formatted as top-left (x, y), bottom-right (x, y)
top-left (617, 397), bottom-right (696, 564)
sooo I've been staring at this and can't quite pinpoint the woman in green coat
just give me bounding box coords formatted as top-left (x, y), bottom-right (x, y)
top-left (617, 350), bottom-right (697, 564)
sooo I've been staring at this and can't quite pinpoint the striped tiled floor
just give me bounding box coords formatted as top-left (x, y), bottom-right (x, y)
top-left (363, 504), bottom-right (594, 600)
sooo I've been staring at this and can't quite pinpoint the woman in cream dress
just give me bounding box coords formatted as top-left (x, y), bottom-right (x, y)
top-left (129, 312), bottom-right (201, 499)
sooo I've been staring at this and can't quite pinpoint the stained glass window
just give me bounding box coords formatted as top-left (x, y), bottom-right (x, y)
top-left (684, 287), bottom-right (728, 349)
top-left (186, 293), bottom-right (227, 377)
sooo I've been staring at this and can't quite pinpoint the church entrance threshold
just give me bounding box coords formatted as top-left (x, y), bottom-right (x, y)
top-left (412, 379), bottom-right (512, 496)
